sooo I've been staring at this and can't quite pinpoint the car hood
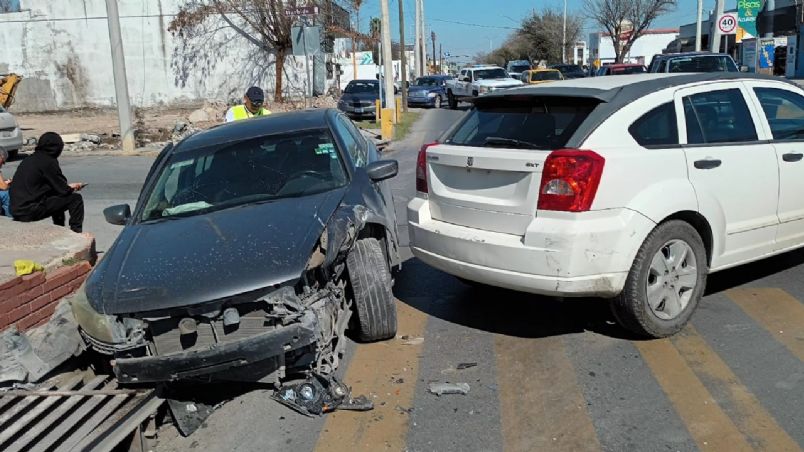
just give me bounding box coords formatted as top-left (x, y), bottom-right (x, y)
top-left (86, 188), bottom-right (346, 315)
top-left (408, 85), bottom-right (439, 94)
top-left (0, 112), bottom-right (18, 130)
top-left (475, 79), bottom-right (523, 87)
top-left (340, 92), bottom-right (380, 102)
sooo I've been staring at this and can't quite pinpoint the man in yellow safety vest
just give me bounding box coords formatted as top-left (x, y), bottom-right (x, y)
top-left (224, 86), bottom-right (272, 122)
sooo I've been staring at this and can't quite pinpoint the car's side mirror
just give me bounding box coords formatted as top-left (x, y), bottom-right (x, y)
top-left (104, 204), bottom-right (131, 225)
top-left (740, 65), bottom-right (749, 72)
top-left (366, 160), bottom-right (398, 182)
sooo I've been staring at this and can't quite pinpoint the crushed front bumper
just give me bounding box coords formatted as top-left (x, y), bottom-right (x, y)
top-left (114, 313), bottom-right (317, 383)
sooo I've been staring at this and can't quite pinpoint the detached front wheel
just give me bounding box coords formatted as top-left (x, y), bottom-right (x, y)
top-left (447, 91), bottom-right (457, 109)
top-left (611, 220), bottom-right (707, 338)
top-left (347, 238), bottom-right (398, 342)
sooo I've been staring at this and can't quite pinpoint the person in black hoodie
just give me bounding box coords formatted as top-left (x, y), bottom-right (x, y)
top-left (10, 132), bottom-right (86, 233)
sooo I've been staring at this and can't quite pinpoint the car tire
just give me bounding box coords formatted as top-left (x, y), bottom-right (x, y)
top-left (434, 95), bottom-right (442, 109)
top-left (347, 238), bottom-right (398, 342)
top-left (7, 150), bottom-right (18, 161)
top-left (611, 220), bottom-right (708, 338)
top-left (447, 91), bottom-right (457, 109)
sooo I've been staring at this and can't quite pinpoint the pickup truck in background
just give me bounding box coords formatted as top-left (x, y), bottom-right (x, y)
top-left (445, 65), bottom-right (523, 109)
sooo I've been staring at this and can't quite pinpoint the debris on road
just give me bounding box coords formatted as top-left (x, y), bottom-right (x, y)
top-left (428, 382), bottom-right (471, 396)
top-left (400, 335), bottom-right (424, 346)
top-left (273, 374), bottom-right (374, 417)
top-left (456, 362), bottom-right (478, 370)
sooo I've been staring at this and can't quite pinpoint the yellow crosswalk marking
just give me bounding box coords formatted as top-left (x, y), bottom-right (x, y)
top-left (636, 339), bottom-right (753, 451)
top-left (726, 288), bottom-right (804, 361)
top-left (314, 300), bottom-right (428, 452)
top-left (494, 335), bottom-right (601, 452)
top-left (673, 327), bottom-right (801, 451)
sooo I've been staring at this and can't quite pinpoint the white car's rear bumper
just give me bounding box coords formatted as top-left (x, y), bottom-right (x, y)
top-left (407, 197), bottom-right (656, 297)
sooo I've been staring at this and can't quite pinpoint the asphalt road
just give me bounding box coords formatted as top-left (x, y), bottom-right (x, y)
top-left (4, 108), bottom-right (803, 451)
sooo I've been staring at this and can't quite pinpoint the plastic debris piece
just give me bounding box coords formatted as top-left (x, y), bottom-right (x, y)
top-left (456, 362), bottom-right (477, 370)
top-left (14, 260), bottom-right (43, 276)
top-left (401, 336), bottom-right (424, 346)
top-left (428, 382), bottom-right (470, 396)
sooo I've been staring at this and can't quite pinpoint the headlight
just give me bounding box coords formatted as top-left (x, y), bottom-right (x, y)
top-left (427, 92), bottom-right (437, 98)
top-left (479, 86), bottom-right (490, 94)
top-left (70, 284), bottom-right (127, 343)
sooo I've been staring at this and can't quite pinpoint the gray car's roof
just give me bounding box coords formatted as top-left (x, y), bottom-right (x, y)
top-left (474, 73), bottom-right (796, 147)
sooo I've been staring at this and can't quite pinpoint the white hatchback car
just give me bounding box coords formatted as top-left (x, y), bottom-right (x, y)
top-left (408, 73), bottom-right (804, 337)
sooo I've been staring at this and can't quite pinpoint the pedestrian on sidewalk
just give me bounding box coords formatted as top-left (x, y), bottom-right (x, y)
top-left (10, 132), bottom-right (86, 233)
top-left (224, 86), bottom-right (272, 122)
top-left (0, 148), bottom-right (11, 218)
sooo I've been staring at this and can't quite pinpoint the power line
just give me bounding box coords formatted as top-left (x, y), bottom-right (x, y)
top-left (431, 18), bottom-right (518, 30)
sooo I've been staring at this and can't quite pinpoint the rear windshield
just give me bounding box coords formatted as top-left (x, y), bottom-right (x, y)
top-left (611, 66), bottom-right (647, 75)
top-left (668, 56), bottom-right (738, 73)
top-left (532, 71), bottom-right (561, 81)
top-left (345, 81), bottom-right (379, 93)
top-left (445, 97), bottom-right (600, 150)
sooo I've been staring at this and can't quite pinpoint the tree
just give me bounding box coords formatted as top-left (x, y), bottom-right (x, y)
top-left (586, 0), bottom-right (676, 63)
top-left (521, 9), bottom-right (584, 64)
top-left (169, 0), bottom-right (322, 102)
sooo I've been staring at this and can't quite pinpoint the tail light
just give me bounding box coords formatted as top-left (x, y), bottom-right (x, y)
top-left (537, 149), bottom-right (605, 212)
top-left (416, 142), bottom-right (437, 193)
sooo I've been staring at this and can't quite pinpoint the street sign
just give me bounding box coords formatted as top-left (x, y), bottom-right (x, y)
top-left (717, 13), bottom-right (737, 35)
top-left (737, 0), bottom-right (760, 43)
top-left (285, 6), bottom-right (319, 17)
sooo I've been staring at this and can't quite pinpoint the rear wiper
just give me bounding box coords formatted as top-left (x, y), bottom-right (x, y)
top-left (484, 136), bottom-right (542, 149)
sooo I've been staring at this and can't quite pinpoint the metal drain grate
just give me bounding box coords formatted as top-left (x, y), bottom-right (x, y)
top-left (0, 375), bottom-right (162, 452)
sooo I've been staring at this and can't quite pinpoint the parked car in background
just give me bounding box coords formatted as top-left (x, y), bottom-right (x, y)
top-left (407, 75), bottom-right (452, 108)
top-left (506, 60), bottom-right (532, 80)
top-left (75, 109), bottom-right (400, 397)
top-left (338, 80), bottom-right (386, 119)
top-left (409, 72), bottom-right (804, 339)
top-left (648, 52), bottom-right (739, 73)
top-left (597, 64), bottom-right (648, 76)
top-left (0, 105), bottom-right (23, 160)
top-left (445, 65), bottom-right (524, 109)
top-left (520, 68), bottom-right (564, 85)
top-left (549, 64), bottom-right (587, 78)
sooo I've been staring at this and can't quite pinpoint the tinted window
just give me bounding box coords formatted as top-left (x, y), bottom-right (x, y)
top-left (682, 89), bottom-right (757, 144)
top-left (139, 130), bottom-right (347, 221)
top-left (668, 56), bottom-right (738, 73)
top-left (345, 80), bottom-right (378, 93)
top-left (334, 116), bottom-right (367, 166)
top-left (473, 68), bottom-right (507, 80)
top-left (629, 102), bottom-right (679, 146)
top-left (532, 71), bottom-right (561, 81)
top-left (510, 65), bottom-right (531, 73)
top-left (446, 97), bottom-right (599, 150)
top-left (754, 87), bottom-right (804, 140)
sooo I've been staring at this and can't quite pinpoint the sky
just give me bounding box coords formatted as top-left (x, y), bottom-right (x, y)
top-left (355, 0), bottom-right (730, 64)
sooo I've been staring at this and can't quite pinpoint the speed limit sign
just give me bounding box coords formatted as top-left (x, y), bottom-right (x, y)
top-left (718, 13), bottom-right (737, 35)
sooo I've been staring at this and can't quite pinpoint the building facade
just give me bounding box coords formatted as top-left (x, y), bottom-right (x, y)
top-left (588, 29), bottom-right (679, 66)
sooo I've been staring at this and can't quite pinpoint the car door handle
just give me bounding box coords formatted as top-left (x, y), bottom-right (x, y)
top-left (694, 159), bottom-right (722, 169)
top-left (782, 152), bottom-right (804, 162)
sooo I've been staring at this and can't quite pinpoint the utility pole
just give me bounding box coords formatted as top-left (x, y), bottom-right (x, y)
top-left (419, 0), bottom-right (426, 77)
top-left (431, 31), bottom-right (436, 75)
top-left (710, 0), bottom-right (724, 52)
top-left (398, 0), bottom-right (408, 112)
top-left (562, 0), bottom-right (567, 64)
top-left (379, 0), bottom-right (395, 114)
top-left (105, 0), bottom-right (134, 153)
top-left (414, 0), bottom-right (421, 78)
top-left (439, 43), bottom-right (442, 74)
top-left (695, 0), bottom-right (702, 51)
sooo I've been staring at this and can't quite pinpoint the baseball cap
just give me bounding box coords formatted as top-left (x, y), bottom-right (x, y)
top-left (245, 86), bottom-right (265, 104)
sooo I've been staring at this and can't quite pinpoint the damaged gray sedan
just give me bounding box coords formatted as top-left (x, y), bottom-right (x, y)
top-left (70, 109), bottom-right (399, 412)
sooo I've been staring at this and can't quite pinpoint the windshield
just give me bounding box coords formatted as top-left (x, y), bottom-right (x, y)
top-left (414, 77), bottom-right (443, 86)
top-left (556, 65), bottom-right (584, 74)
top-left (474, 68), bottom-right (508, 80)
top-left (510, 65), bottom-right (531, 73)
top-left (668, 56), bottom-right (738, 73)
top-left (532, 71), bottom-right (561, 81)
top-left (446, 96), bottom-right (599, 150)
top-left (611, 65), bottom-right (647, 75)
top-left (139, 129), bottom-right (348, 221)
top-left (344, 81), bottom-right (379, 93)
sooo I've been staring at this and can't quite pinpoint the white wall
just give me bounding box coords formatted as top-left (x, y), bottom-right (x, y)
top-left (0, 0), bottom-right (317, 112)
top-left (590, 32), bottom-right (678, 64)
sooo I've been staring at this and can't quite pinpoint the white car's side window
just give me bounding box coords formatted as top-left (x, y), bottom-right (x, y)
top-left (629, 102), bottom-right (679, 147)
top-left (753, 87), bottom-right (804, 141)
top-left (682, 89), bottom-right (758, 144)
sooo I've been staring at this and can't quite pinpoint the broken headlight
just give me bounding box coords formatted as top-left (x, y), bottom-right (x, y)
top-left (69, 284), bottom-right (128, 344)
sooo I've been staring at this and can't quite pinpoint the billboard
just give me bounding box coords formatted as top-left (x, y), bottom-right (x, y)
top-left (737, 0), bottom-right (761, 43)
